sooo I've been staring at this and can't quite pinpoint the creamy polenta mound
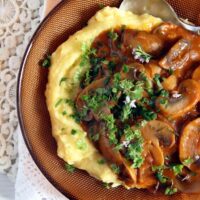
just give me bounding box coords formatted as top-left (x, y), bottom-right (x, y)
top-left (45, 6), bottom-right (200, 194)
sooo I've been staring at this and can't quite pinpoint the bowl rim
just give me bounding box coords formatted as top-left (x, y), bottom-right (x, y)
top-left (16, 1), bottom-right (76, 199)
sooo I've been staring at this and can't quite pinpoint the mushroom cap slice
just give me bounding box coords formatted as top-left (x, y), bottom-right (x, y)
top-left (174, 174), bottom-right (200, 194)
top-left (179, 118), bottom-right (200, 173)
top-left (98, 127), bottom-right (137, 187)
top-left (162, 75), bottom-right (178, 91)
top-left (145, 61), bottom-right (162, 79)
top-left (76, 78), bottom-right (106, 107)
top-left (98, 128), bottom-right (123, 165)
top-left (120, 63), bottom-right (146, 80)
top-left (192, 66), bottom-right (200, 83)
top-left (137, 142), bottom-right (164, 188)
top-left (120, 158), bottom-right (137, 188)
top-left (123, 31), bottom-right (164, 56)
top-left (157, 79), bottom-right (200, 119)
top-left (159, 39), bottom-right (191, 70)
top-left (142, 120), bottom-right (176, 153)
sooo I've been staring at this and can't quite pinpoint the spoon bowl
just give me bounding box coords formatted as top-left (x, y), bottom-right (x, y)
top-left (120, 0), bottom-right (200, 34)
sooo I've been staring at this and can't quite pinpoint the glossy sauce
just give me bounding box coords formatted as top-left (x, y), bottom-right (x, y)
top-left (76, 22), bottom-right (200, 193)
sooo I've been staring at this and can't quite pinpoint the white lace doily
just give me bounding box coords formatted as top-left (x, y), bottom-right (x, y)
top-left (0, 0), bottom-right (68, 199)
top-left (15, 126), bottom-right (67, 200)
top-left (0, 0), bottom-right (44, 180)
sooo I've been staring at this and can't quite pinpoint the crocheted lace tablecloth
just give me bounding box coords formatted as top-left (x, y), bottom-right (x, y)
top-left (0, 0), bottom-right (67, 199)
top-left (0, 0), bottom-right (43, 180)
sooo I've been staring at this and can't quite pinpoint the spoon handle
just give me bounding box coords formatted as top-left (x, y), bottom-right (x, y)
top-left (179, 21), bottom-right (200, 35)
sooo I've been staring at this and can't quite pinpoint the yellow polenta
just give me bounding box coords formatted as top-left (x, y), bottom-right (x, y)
top-left (45, 7), bottom-right (162, 187)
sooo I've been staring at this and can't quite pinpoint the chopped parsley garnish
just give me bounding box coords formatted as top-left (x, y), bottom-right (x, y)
top-left (104, 76), bottom-right (111, 85)
top-left (165, 186), bottom-right (178, 195)
top-left (69, 113), bottom-right (81, 123)
top-left (139, 106), bottom-right (157, 121)
top-left (139, 72), bottom-right (153, 94)
top-left (102, 60), bottom-right (109, 65)
top-left (128, 144), bottom-right (144, 169)
top-left (71, 129), bottom-right (77, 135)
top-left (122, 64), bottom-right (129, 73)
top-left (108, 61), bottom-right (116, 72)
top-left (76, 139), bottom-right (87, 150)
top-left (107, 30), bottom-right (119, 41)
top-left (97, 159), bottom-right (106, 165)
top-left (119, 79), bottom-right (134, 91)
top-left (153, 74), bottom-right (163, 90)
top-left (100, 114), bottom-right (118, 145)
top-left (159, 98), bottom-right (168, 106)
top-left (65, 163), bottom-right (75, 173)
top-left (80, 43), bottom-right (96, 67)
top-left (82, 56), bottom-right (104, 86)
top-left (61, 128), bottom-right (65, 131)
top-left (168, 68), bottom-right (174, 75)
top-left (137, 120), bottom-right (148, 128)
top-left (55, 99), bottom-right (63, 107)
top-left (118, 79), bottom-right (144, 101)
top-left (42, 55), bottom-right (51, 68)
top-left (59, 77), bottom-right (67, 86)
top-left (171, 164), bottom-right (184, 176)
top-left (103, 182), bottom-right (111, 189)
top-left (112, 87), bottom-right (117, 93)
top-left (82, 88), bottom-right (111, 112)
top-left (183, 157), bottom-right (194, 165)
top-left (83, 70), bottom-right (91, 86)
top-left (120, 25), bottom-right (126, 33)
top-left (110, 164), bottom-right (120, 174)
top-left (65, 99), bottom-right (75, 108)
top-left (124, 126), bottom-right (140, 142)
top-left (125, 134), bottom-right (144, 168)
top-left (121, 104), bottom-right (132, 121)
top-left (113, 72), bottom-right (121, 86)
top-left (156, 173), bottom-right (168, 184)
top-left (62, 110), bottom-right (67, 115)
top-left (132, 45), bottom-right (152, 63)
top-left (71, 106), bottom-right (88, 123)
top-left (114, 143), bottom-right (124, 151)
top-left (98, 3), bottom-right (105, 9)
top-left (152, 165), bottom-right (168, 184)
top-left (90, 133), bottom-right (100, 142)
top-left (159, 89), bottom-right (169, 98)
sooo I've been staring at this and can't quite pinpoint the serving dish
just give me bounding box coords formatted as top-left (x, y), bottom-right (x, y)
top-left (17, 0), bottom-right (200, 199)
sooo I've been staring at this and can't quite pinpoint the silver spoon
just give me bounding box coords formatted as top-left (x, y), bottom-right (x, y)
top-left (120, 0), bottom-right (200, 35)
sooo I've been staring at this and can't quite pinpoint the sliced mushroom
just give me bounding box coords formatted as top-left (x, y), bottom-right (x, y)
top-left (120, 158), bottom-right (137, 188)
top-left (192, 66), bottom-right (200, 83)
top-left (98, 128), bottom-right (137, 186)
top-left (174, 174), bottom-right (200, 194)
top-left (122, 124), bottom-right (165, 188)
top-left (76, 78), bottom-right (106, 107)
top-left (120, 62), bottom-right (146, 80)
top-left (159, 39), bottom-right (191, 70)
top-left (142, 120), bottom-right (176, 153)
top-left (76, 78), bottom-right (109, 121)
top-left (145, 61), bottom-right (162, 79)
top-left (157, 79), bottom-right (200, 119)
top-left (162, 75), bottom-right (178, 91)
top-left (125, 31), bottom-right (164, 56)
top-left (179, 118), bottom-right (200, 173)
top-left (190, 36), bottom-right (200, 62)
top-left (137, 142), bottom-right (164, 188)
top-left (153, 22), bottom-right (192, 42)
top-left (98, 129), bottom-right (122, 165)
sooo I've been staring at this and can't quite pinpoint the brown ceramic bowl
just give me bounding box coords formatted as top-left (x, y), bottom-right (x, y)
top-left (17, 0), bottom-right (200, 199)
